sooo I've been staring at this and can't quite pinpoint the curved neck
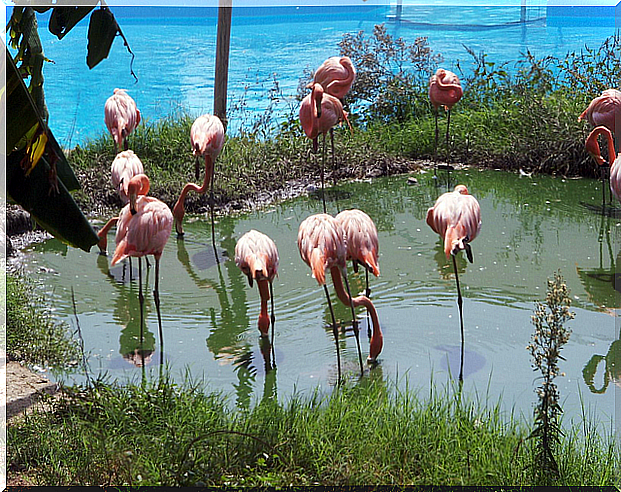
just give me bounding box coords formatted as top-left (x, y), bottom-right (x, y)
top-left (178, 155), bottom-right (214, 203)
top-left (330, 266), bottom-right (383, 360)
top-left (587, 127), bottom-right (616, 167)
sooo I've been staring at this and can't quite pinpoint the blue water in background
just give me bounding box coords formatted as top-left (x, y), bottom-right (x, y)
top-left (21, 5), bottom-right (619, 147)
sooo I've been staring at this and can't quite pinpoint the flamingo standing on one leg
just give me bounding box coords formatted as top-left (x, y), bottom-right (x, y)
top-left (104, 88), bottom-right (141, 153)
top-left (98, 150), bottom-right (146, 254)
top-left (580, 91), bottom-right (621, 204)
top-left (311, 56), bottom-right (356, 188)
top-left (429, 69), bottom-right (463, 167)
top-left (426, 184), bottom-right (481, 383)
top-left (173, 114), bottom-right (225, 247)
top-left (111, 173), bottom-right (173, 357)
top-left (299, 83), bottom-right (353, 214)
top-left (335, 209), bottom-right (380, 298)
top-left (579, 89), bottom-right (621, 136)
top-left (585, 126), bottom-right (621, 206)
top-left (297, 213), bottom-right (383, 380)
top-left (235, 230), bottom-right (279, 354)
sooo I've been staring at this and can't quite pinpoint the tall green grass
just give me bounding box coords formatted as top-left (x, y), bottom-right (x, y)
top-left (8, 372), bottom-right (620, 486)
top-left (7, 271), bottom-right (80, 369)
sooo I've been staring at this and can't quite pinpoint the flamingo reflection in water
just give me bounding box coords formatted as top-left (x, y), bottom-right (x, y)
top-left (297, 213), bottom-right (383, 381)
top-left (111, 174), bottom-right (173, 363)
top-left (426, 184), bottom-right (481, 383)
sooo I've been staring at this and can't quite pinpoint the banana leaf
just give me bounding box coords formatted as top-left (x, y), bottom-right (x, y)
top-left (6, 48), bottom-right (79, 191)
top-left (6, 48), bottom-right (98, 252)
top-left (7, 148), bottom-right (99, 252)
top-left (49, 6), bottom-right (96, 40)
top-left (86, 7), bottom-right (118, 69)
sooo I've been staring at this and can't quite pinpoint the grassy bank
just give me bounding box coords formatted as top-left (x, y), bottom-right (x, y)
top-left (7, 271), bottom-right (80, 369)
top-left (8, 373), bottom-right (619, 486)
top-left (65, 33), bottom-right (621, 218)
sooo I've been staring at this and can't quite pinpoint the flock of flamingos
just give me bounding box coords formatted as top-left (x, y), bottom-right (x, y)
top-left (96, 55), bottom-right (620, 382)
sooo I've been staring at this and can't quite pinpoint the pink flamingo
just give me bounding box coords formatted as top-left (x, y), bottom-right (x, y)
top-left (235, 229), bottom-right (279, 347)
top-left (97, 150), bottom-right (145, 254)
top-left (579, 89), bottom-right (621, 137)
top-left (585, 126), bottom-right (621, 205)
top-left (312, 56), bottom-right (356, 101)
top-left (335, 209), bottom-right (380, 297)
top-left (104, 88), bottom-right (141, 152)
top-left (112, 173), bottom-right (173, 349)
top-left (426, 184), bottom-right (481, 382)
top-left (297, 213), bottom-right (383, 380)
top-left (429, 69), bottom-right (463, 163)
top-left (173, 114), bottom-right (225, 244)
top-left (299, 83), bottom-right (352, 213)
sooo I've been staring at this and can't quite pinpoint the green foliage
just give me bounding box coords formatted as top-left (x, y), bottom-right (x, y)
top-left (8, 373), bottom-right (620, 486)
top-left (527, 270), bottom-right (575, 483)
top-left (337, 23), bottom-right (442, 123)
top-left (7, 272), bottom-right (80, 370)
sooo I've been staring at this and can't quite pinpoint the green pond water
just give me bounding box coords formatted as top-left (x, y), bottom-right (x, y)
top-left (24, 169), bottom-right (620, 426)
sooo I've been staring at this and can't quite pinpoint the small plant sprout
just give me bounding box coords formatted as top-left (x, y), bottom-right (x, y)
top-left (527, 270), bottom-right (575, 482)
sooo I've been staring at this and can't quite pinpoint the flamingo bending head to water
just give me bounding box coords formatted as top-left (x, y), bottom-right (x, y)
top-left (426, 184), bottom-right (481, 382)
top-left (235, 229), bottom-right (279, 342)
top-left (298, 213), bottom-right (383, 380)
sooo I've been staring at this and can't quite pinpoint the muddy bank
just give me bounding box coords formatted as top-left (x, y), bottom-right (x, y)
top-left (6, 153), bottom-right (427, 256)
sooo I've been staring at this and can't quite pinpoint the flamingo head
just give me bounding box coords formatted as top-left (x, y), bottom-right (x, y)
top-left (127, 173), bottom-right (150, 215)
top-left (454, 184), bottom-right (469, 195)
top-left (258, 313), bottom-right (270, 337)
top-left (367, 329), bottom-right (383, 365)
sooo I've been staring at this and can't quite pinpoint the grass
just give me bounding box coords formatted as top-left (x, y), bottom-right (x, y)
top-left (6, 270), bottom-right (80, 370)
top-left (8, 372), bottom-right (619, 486)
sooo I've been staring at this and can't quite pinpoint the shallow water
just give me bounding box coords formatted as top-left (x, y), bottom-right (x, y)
top-left (24, 169), bottom-right (620, 426)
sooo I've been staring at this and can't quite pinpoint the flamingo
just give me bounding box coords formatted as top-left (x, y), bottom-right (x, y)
top-left (297, 213), bottom-right (383, 380)
top-left (335, 209), bottom-right (380, 298)
top-left (429, 69), bottom-right (463, 165)
top-left (104, 88), bottom-right (141, 152)
top-left (579, 89), bottom-right (621, 137)
top-left (299, 83), bottom-right (352, 213)
top-left (585, 126), bottom-right (621, 205)
top-left (310, 56), bottom-right (356, 198)
top-left (426, 184), bottom-right (481, 382)
top-left (173, 114), bottom-right (225, 246)
top-left (111, 173), bottom-right (173, 355)
top-left (235, 230), bottom-right (279, 349)
top-left (312, 56), bottom-right (356, 101)
top-left (97, 150), bottom-right (145, 255)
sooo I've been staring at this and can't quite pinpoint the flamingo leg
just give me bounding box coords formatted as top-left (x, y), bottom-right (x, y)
top-left (324, 284), bottom-right (342, 382)
top-left (321, 132), bottom-right (327, 214)
top-left (210, 172), bottom-right (219, 263)
top-left (138, 257), bottom-right (145, 366)
top-left (153, 256), bottom-right (164, 366)
top-left (452, 254), bottom-right (465, 383)
top-left (331, 128), bottom-right (337, 186)
top-left (445, 108), bottom-right (452, 160)
top-left (341, 270), bottom-right (364, 375)
top-left (270, 281), bottom-right (276, 367)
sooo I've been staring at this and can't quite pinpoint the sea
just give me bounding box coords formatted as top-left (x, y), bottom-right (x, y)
top-left (8, 3), bottom-right (620, 147)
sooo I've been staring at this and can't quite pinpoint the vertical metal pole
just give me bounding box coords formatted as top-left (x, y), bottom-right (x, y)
top-left (214, 0), bottom-right (232, 131)
top-left (521, 0), bottom-right (527, 23)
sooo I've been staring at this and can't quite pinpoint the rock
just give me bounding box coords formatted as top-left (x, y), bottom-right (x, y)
top-left (407, 176), bottom-right (418, 185)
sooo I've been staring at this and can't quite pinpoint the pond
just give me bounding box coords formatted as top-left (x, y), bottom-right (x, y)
top-left (23, 168), bottom-right (620, 427)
